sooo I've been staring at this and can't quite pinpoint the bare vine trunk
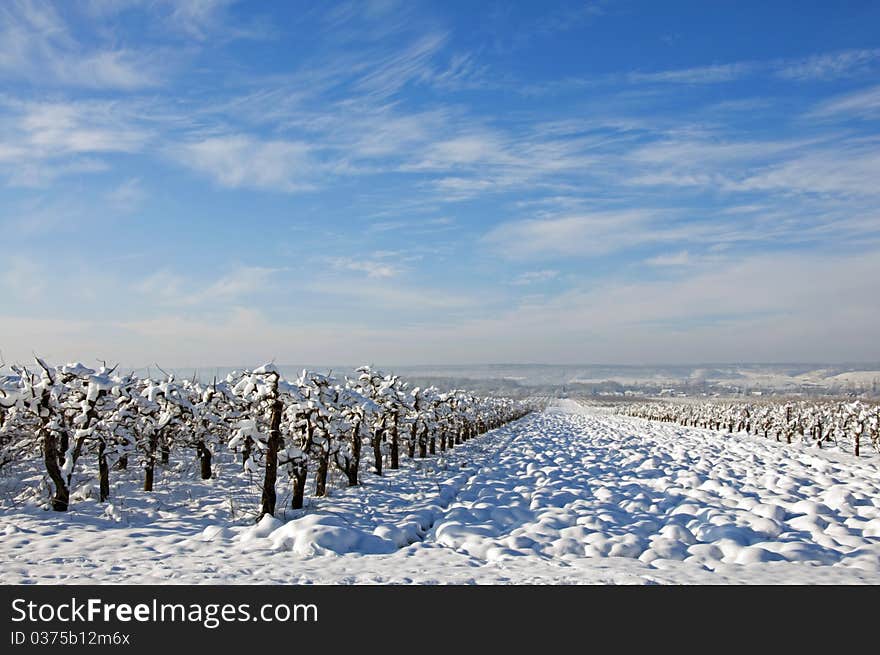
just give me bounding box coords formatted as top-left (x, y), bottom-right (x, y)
top-left (242, 436), bottom-right (252, 470)
top-left (315, 451), bottom-right (329, 497)
top-left (292, 422), bottom-right (312, 509)
top-left (348, 423), bottom-right (361, 486)
top-left (98, 441), bottom-right (110, 502)
top-left (160, 441), bottom-right (169, 464)
top-left (291, 466), bottom-right (307, 509)
top-left (144, 429), bottom-right (160, 492)
top-left (258, 395), bottom-right (283, 519)
top-left (197, 441), bottom-right (212, 480)
top-left (408, 423), bottom-right (417, 458)
top-left (390, 416), bottom-right (399, 470)
top-left (372, 426), bottom-right (384, 476)
top-left (43, 428), bottom-right (69, 512)
top-left (418, 424), bottom-right (428, 458)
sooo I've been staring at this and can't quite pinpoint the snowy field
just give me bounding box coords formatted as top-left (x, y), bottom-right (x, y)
top-left (2, 400), bottom-right (879, 584)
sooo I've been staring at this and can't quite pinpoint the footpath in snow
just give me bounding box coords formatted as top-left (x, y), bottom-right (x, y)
top-left (2, 400), bottom-right (879, 584)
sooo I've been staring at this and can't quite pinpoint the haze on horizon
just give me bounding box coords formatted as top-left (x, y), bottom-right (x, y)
top-left (2, 1), bottom-right (879, 369)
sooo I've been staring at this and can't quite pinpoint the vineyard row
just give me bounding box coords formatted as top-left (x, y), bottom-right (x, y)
top-left (0, 359), bottom-right (545, 518)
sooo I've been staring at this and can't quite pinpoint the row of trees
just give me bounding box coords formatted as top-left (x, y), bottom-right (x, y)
top-left (0, 359), bottom-right (541, 518)
top-left (616, 399), bottom-right (880, 456)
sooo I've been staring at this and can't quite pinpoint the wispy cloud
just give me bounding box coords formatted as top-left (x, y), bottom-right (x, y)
top-left (485, 211), bottom-right (662, 259)
top-left (484, 0), bottom-right (609, 55)
top-left (529, 48), bottom-right (880, 93)
top-left (627, 62), bottom-right (753, 85)
top-left (775, 48), bottom-right (880, 81)
top-left (135, 270), bottom-right (185, 304)
top-left (5, 158), bottom-right (109, 188)
top-left (629, 136), bottom-right (814, 166)
top-left (0, 0), bottom-right (161, 89)
top-left (645, 251), bottom-right (690, 267)
top-left (166, 0), bottom-right (239, 40)
top-left (104, 177), bottom-right (145, 214)
top-left (330, 258), bottom-right (402, 279)
top-left (512, 270), bottom-right (559, 285)
top-left (735, 143), bottom-right (880, 197)
top-left (631, 48), bottom-right (880, 86)
top-left (626, 132), bottom-right (880, 199)
top-left (368, 217), bottom-right (454, 233)
top-left (0, 98), bottom-right (150, 186)
top-left (809, 83), bottom-right (880, 119)
top-left (354, 31), bottom-right (449, 98)
top-left (533, 1), bottom-right (606, 35)
top-left (135, 266), bottom-right (282, 306)
top-left (174, 135), bottom-right (315, 192)
top-left (85, 0), bottom-right (270, 42)
top-left (13, 101), bottom-right (149, 154)
top-left (201, 266), bottom-right (280, 302)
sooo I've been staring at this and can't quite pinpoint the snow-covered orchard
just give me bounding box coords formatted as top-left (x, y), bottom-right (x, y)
top-left (1, 365), bottom-right (879, 584)
top-left (617, 399), bottom-right (880, 457)
top-left (0, 359), bottom-right (537, 517)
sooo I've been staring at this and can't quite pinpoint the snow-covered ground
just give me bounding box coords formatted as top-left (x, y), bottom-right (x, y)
top-left (2, 400), bottom-right (879, 584)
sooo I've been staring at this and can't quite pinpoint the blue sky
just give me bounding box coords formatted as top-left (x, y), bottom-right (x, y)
top-left (1, 0), bottom-right (879, 367)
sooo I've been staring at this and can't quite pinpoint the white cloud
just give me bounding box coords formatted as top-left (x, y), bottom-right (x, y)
top-left (598, 49), bottom-right (880, 89)
top-left (354, 31), bottom-right (449, 97)
top-left (627, 63), bottom-right (753, 84)
top-left (735, 145), bottom-right (880, 197)
top-left (104, 178), bottom-right (145, 213)
top-left (334, 107), bottom-right (452, 159)
top-left (429, 177), bottom-right (498, 198)
top-left (57, 50), bottom-right (160, 90)
top-left (422, 134), bottom-right (512, 167)
top-left (5, 158), bottom-right (109, 188)
top-left (175, 135), bottom-right (314, 192)
top-left (135, 270), bottom-right (185, 303)
top-left (810, 84), bottom-right (880, 119)
top-left (0, 99), bottom-right (150, 186)
top-left (135, 266), bottom-right (281, 306)
top-left (775, 49), bottom-right (880, 81)
top-left (166, 0), bottom-right (237, 39)
top-left (626, 132), bottom-right (880, 199)
top-left (2, 100), bottom-right (149, 157)
top-left (0, 1), bottom-right (160, 89)
top-left (403, 127), bottom-right (601, 200)
top-left (512, 270), bottom-right (559, 285)
top-left (330, 258), bottom-right (401, 279)
top-left (85, 0), bottom-right (268, 42)
top-left (200, 266), bottom-right (279, 301)
top-left (368, 217), bottom-right (453, 233)
top-left (533, 2), bottom-right (606, 35)
top-left (629, 136), bottom-right (813, 166)
top-left (484, 211), bottom-right (661, 259)
top-left (646, 251), bottom-right (690, 267)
